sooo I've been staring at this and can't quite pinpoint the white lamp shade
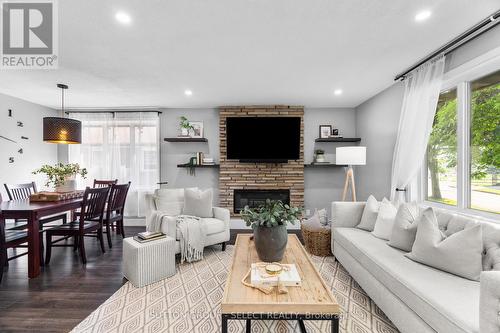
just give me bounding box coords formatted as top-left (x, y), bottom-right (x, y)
top-left (336, 146), bottom-right (366, 165)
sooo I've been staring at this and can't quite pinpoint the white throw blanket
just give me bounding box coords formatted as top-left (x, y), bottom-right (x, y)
top-left (147, 212), bottom-right (206, 263)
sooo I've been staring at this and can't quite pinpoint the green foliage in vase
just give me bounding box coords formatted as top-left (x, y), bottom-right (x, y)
top-left (32, 163), bottom-right (88, 188)
top-left (179, 116), bottom-right (194, 130)
top-left (241, 199), bottom-right (302, 229)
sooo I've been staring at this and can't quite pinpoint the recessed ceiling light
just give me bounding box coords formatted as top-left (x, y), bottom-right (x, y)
top-left (115, 12), bottom-right (132, 25)
top-left (184, 90), bottom-right (193, 96)
top-left (415, 10), bottom-right (431, 22)
top-left (334, 89), bottom-right (343, 96)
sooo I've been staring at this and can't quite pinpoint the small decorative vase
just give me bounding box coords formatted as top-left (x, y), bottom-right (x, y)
top-left (253, 224), bottom-right (288, 262)
top-left (315, 153), bottom-right (326, 163)
top-left (55, 175), bottom-right (77, 193)
top-left (181, 128), bottom-right (189, 136)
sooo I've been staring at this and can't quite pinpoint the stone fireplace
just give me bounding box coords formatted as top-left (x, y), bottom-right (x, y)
top-left (219, 105), bottom-right (304, 216)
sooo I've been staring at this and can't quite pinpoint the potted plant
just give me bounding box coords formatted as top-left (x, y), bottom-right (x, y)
top-left (179, 116), bottom-right (194, 137)
top-left (314, 149), bottom-right (326, 163)
top-left (241, 200), bottom-right (302, 262)
top-left (33, 163), bottom-right (88, 193)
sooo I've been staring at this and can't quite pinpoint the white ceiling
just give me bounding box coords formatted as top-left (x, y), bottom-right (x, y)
top-left (0, 0), bottom-right (499, 109)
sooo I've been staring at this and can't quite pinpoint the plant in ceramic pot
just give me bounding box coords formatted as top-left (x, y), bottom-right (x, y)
top-left (179, 116), bottom-right (194, 137)
top-left (33, 163), bottom-right (88, 193)
top-left (241, 200), bottom-right (302, 262)
top-left (314, 149), bottom-right (326, 163)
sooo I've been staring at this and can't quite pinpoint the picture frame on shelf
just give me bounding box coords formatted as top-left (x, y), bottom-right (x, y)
top-left (190, 121), bottom-right (204, 138)
top-left (331, 128), bottom-right (339, 136)
top-left (319, 125), bottom-right (332, 139)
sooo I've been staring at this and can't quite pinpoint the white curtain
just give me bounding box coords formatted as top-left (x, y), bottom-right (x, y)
top-left (390, 55), bottom-right (446, 202)
top-left (69, 112), bottom-right (160, 217)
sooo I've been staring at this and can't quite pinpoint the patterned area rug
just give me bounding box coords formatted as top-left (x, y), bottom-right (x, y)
top-left (72, 245), bottom-right (399, 333)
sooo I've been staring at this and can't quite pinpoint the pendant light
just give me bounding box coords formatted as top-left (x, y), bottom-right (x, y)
top-left (43, 83), bottom-right (82, 144)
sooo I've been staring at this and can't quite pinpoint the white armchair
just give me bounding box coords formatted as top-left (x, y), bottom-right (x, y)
top-left (145, 188), bottom-right (230, 254)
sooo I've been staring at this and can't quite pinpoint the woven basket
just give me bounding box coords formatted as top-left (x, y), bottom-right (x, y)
top-left (301, 224), bottom-right (332, 256)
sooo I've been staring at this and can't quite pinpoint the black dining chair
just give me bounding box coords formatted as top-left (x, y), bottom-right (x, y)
top-left (101, 182), bottom-right (130, 248)
top-left (4, 182), bottom-right (67, 230)
top-left (93, 179), bottom-right (118, 188)
top-left (45, 187), bottom-right (109, 265)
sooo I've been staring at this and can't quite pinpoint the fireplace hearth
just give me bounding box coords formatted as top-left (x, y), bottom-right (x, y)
top-left (233, 189), bottom-right (290, 213)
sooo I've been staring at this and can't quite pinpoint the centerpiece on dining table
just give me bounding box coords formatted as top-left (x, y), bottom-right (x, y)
top-left (30, 163), bottom-right (88, 201)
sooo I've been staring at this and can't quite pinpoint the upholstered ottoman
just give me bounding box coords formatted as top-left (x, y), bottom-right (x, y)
top-left (123, 236), bottom-right (176, 287)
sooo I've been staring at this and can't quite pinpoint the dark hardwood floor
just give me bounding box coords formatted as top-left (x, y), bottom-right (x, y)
top-left (0, 227), bottom-right (303, 332)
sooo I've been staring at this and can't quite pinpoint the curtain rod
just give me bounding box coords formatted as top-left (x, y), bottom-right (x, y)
top-left (394, 9), bottom-right (500, 81)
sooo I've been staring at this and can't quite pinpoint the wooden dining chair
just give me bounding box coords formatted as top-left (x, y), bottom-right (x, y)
top-left (4, 182), bottom-right (68, 230)
top-left (101, 182), bottom-right (130, 248)
top-left (45, 187), bottom-right (109, 265)
top-left (0, 193), bottom-right (38, 283)
top-left (93, 179), bottom-right (118, 188)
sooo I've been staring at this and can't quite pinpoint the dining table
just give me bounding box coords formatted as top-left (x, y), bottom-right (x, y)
top-left (0, 197), bottom-right (83, 278)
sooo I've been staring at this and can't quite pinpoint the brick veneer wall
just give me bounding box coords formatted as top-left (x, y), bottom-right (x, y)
top-left (219, 105), bottom-right (304, 215)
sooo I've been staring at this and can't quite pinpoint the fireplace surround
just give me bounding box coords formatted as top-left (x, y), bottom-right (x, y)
top-left (219, 105), bottom-right (304, 216)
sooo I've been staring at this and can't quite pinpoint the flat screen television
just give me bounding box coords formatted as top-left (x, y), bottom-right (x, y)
top-left (226, 117), bottom-right (300, 162)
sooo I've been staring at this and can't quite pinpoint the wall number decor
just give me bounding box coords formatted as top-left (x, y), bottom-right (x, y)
top-left (1, 108), bottom-right (29, 163)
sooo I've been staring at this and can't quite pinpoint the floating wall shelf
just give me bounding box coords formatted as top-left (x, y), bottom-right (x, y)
top-left (177, 164), bottom-right (220, 168)
top-left (164, 137), bottom-right (208, 142)
top-left (304, 163), bottom-right (347, 168)
top-left (315, 137), bottom-right (361, 143)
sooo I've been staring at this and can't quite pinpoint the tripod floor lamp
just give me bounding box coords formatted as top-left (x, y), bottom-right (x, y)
top-left (336, 146), bottom-right (366, 201)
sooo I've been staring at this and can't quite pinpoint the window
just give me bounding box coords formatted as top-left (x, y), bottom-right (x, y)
top-left (470, 71), bottom-right (500, 214)
top-left (425, 68), bottom-right (500, 217)
top-left (426, 89), bottom-right (458, 206)
top-left (68, 112), bottom-right (160, 217)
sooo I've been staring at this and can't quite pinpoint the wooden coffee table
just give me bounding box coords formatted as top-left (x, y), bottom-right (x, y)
top-left (221, 234), bottom-right (340, 333)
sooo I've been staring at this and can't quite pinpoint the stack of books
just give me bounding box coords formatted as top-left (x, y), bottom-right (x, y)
top-left (251, 263), bottom-right (301, 287)
top-left (203, 157), bottom-right (215, 165)
top-left (133, 231), bottom-right (166, 243)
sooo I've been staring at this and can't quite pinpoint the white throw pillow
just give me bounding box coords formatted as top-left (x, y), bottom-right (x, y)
top-left (371, 198), bottom-right (398, 240)
top-left (332, 202), bottom-right (366, 228)
top-left (183, 188), bottom-right (213, 218)
top-left (302, 213), bottom-right (325, 232)
top-left (153, 197), bottom-right (183, 216)
top-left (406, 208), bottom-right (483, 281)
top-left (356, 195), bottom-right (380, 231)
top-left (315, 208), bottom-right (328, 226)
top-left (388, 202), bottom-right (420, 252)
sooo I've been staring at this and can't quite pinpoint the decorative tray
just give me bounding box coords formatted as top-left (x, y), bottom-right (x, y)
top-left (30, 190), bottom-right (85, 202)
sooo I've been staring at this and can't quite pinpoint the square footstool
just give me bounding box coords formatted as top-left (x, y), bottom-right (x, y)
top-left (123, 236), bottom-right (176, 287)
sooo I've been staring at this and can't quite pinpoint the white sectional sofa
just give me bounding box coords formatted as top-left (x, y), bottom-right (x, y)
top-left (331, 201), bottom-right (500, 333)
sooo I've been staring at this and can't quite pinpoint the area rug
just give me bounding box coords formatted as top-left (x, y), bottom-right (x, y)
top-left (71, 245), bottom-right (399, 333)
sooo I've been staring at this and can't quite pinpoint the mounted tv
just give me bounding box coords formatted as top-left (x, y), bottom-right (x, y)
top-left (226, 117), bottom-right (301, 162)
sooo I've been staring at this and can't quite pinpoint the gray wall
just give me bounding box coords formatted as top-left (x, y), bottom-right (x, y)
top-left (355, 83), bottom-right (404, 200)
top-left (160, 108), bottom-right (220, 204)
top-left (159, 107), bottom-right (356, 216)
top-left (354, 24), bottom-right (500, 201)
top-left (304, 108), bottom-right (356, 216)
top-left (0, 93), bottom-right (59, 198)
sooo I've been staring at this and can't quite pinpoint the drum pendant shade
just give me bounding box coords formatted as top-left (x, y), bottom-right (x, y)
top-left (43, 83), bottom-right (81, 144)
top-left (43, 117), bottom-right (82, 144)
